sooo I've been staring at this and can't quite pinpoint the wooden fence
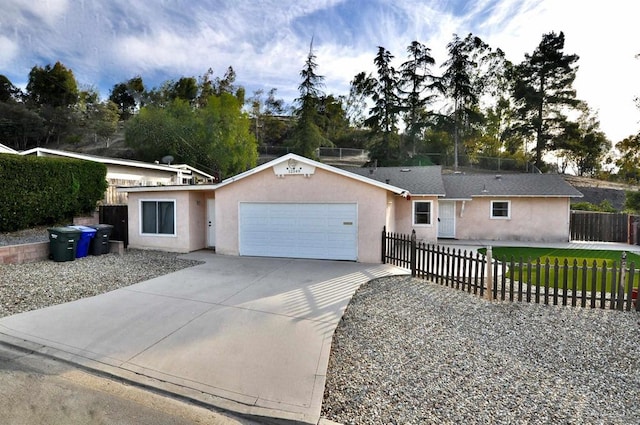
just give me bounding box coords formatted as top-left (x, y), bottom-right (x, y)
top-left (99, 205), bottom-right (128, 248)
top-left (569, 211), bottom-right (637, 243)
top-left (382, 228), bottom-right (640, 312)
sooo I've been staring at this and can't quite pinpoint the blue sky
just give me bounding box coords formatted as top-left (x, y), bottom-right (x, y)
top-left (2, 0), bottom-right (639, 142)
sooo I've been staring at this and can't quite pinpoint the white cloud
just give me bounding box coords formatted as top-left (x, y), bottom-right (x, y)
top-left (2, 0), bottom-right (639, 142)
top-left (0, 36), bottom-right (19, 69)
top-left (4, 0), bottom-right (70, 26)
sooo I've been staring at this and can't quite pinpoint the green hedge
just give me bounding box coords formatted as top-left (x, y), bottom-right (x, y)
top-left (0, 154), bottom-right (108, 232)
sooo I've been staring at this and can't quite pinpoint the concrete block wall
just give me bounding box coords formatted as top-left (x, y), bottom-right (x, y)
top-left (0, 240), bottom-right (124, 265)
top-left (72, 211), bottom-right (100, 226)
top-left (0, 242), bottom-right (50, 264)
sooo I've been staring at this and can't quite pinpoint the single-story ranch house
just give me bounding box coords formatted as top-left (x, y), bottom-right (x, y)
top-left (119, 153), bottom-right (583, 263)
top-left (20, 147), bottom-right (216, 204)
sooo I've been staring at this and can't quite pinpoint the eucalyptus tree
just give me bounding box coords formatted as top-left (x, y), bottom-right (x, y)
top-left (26, 61), bottom-right (79, 108)
top-left (0, 75), bottom-right (21, 102)
top-left (0, 102), bottom-right (46, 150)
top-left (399, 40), bottom-right (439, 155)
top-left (109, 76), bottom-right (145, 119)
top-left (25, 61), bottom-right (80, 144)
top-left (553, 108), bottom-right (610, 176)
top-left (170, 77), bottom-right (199, 103)
top-left (512, 31), bottom-right (580, 169)
top-left (440, 33), bottom-right (491, 169)
top-left (614, 134), bottom-right (640, 183)
top-left (248, 88), bottom-right (290, 146)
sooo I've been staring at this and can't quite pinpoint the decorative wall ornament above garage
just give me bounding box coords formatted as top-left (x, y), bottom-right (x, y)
top-left (272, 158), bottom-right (316, 177)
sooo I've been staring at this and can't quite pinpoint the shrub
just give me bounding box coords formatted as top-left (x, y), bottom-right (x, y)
top-left (571, 200), bottom-right (617, 213)
top-left (0, 154), bottom-right (107, 231)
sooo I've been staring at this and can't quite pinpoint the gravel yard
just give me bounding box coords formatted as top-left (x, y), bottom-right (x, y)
top-left (0, 250), bottom-right (202, 318)
top-left (3, 228), bottom-right (639, 424)
top-left (0, 226), bottom-right (51, 247)
top-left (322, 275), bottom-right (640, 425)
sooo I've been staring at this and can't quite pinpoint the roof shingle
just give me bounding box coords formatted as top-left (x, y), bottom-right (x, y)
top-left (442, 173), bottom-right (583, 199)
top-left (345, 166), bottom-right (446, 196)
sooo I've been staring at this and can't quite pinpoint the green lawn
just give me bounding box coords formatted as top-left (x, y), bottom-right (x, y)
top-left (476, 247), bottom-right (640, 293)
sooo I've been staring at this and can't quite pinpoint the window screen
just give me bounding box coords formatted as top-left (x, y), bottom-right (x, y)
top-left (141, 201), bottom-right (175, 234)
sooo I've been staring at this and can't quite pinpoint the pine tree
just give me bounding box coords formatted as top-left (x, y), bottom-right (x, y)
top-left (512, 31), bottom-right (580, 169)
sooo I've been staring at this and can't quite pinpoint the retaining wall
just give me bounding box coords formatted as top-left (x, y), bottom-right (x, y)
top-left (0, 240), bottom-right (125, 265)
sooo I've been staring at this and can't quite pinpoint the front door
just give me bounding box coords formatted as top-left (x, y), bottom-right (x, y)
top-left (207, 198), bottom-right (215, 248)
top-left (438, 201), bottom-right (456, 238)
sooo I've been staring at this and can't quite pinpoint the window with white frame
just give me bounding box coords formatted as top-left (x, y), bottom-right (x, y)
top-left (413, 200), bottom-right (432, 226)
top-left (141, 200), bottom-right (176, 235)
top-left (490, 200), bottom-right (510, 219)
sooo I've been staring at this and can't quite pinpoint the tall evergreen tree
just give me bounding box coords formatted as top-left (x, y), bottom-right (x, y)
top-left (440, 33), bottom-right (490, 169)
top-left (287, 41), bottom-right (330, 158)
top-left (399, 41), bottom-right (438, 155)
top-left (512, 31), bottom-right (580, 169)
top-left (352, 46), bottom-right (402, 163)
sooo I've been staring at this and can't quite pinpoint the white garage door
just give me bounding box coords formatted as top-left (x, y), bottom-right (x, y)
top-left (239, 203), bottom-right (358, 261)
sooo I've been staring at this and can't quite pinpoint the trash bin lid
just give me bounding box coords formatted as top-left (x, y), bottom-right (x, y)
top-left (48, 227), bottom-right (81, 234)
top-left (69, 225), bottom-right (97, 234)
top-left (89, 224), bottom-right (114, 229)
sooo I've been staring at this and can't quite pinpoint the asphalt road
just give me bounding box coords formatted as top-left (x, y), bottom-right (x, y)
top-left (0, 343), bottom-right (263, 425)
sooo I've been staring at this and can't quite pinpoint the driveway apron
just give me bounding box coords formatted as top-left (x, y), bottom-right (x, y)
top-left (0, 253), bottom-right (407, 424)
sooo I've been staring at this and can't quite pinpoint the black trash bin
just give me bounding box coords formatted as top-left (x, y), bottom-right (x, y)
top-left (89, 224), bottom-right (114, 255)
top-left (48, 227), bottom-right (81, 262)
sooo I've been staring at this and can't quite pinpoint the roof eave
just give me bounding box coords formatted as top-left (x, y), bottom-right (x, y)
top-left (20, 147), bottom-right (185, 173)
top-left (473, 194), bottom-right (583, 198)
top-left (217, 153), bottom-right (407, 195)
top-left (117, 184), bottom-right (218, 193)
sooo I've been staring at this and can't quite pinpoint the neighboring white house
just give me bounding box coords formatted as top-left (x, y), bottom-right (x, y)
top-left (0, 143), bottom-right (18, 154)
top-left (118, 154), bottom-right (583, 263)
top-left (20, 147), bottom-right (216, 204)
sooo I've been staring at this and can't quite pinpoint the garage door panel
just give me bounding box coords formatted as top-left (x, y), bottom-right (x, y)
top-left (239, 203), bottom-right (357, 261)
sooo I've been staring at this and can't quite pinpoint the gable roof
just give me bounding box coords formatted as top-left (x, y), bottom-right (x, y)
top-left (0, 143), bottom-right (18, 154)
top-left (216, 153), bottom-right (409, 196)
top-left (19, 147), bottom-right (215, 180)
top-left (442, 173), bottom-right (584, 199)
top-left (345, 165), bottom-right (446, 196)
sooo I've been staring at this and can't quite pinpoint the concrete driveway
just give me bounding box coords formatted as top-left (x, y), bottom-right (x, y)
top-left (0, 252), bottom-right (407, 424)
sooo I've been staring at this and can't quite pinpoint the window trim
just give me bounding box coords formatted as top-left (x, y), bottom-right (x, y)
top-left (412, 200), bottom-right (433, 227)
top-left (139, 199), bottom-right (177, 236)
top-left (490, 200), bottom-right (511, 219)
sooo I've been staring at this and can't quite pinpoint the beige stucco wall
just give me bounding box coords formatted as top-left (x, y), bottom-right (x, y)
top-left (454, 197), bottom-right (571, 242)
top-left (127, 190), bottom-right (208, 253)
top-left (215, 167), bottom-right (390, 263)
top-left (392, 195), bottom-right (439, 243)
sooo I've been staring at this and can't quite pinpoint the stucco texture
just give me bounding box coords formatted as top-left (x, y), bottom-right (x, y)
top-left (127, 191), bottom-right (208, 253)
top-left (393, 195), bottom-right (439, 243)
top-left (214, 167), bottom-right (390, 263)
top-left (453, 197), bottom-right (571, 242)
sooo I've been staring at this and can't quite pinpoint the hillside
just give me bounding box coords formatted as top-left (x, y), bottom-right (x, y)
top-left (563, 175), bottom-right (639, 211)
top-left (55, 125), bottom-right (137, 159)
top-left (47, 134), bottom-right (640, 212)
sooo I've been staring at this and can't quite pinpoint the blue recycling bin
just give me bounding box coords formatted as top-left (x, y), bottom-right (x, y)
top-left (69, 225), bottom-right (97, 258)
